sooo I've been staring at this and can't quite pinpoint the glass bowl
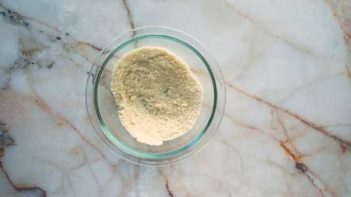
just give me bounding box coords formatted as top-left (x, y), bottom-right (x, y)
top-left (85, 26), bottom-right (226, 165)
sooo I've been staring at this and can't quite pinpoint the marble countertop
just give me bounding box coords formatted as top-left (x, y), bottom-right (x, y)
top-left (0, 0), bottom-right (350, 196)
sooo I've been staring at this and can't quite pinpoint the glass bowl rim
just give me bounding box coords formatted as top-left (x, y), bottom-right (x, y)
top-left (86, 26), bottom-right (226, 164)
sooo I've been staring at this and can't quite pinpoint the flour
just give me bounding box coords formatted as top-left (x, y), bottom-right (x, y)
top-left (110, 46), bottom-right (202, 145)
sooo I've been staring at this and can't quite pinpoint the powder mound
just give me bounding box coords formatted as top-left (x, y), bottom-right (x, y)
top-left (111, 46), bottom-right (202, 145)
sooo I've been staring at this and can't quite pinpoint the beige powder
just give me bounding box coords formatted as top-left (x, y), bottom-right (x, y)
top-left (110, 46), bottom-right (202, 145)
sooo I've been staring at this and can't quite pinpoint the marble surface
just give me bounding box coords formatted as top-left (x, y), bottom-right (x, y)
top-left (0, 0), bottom-right (351, 196)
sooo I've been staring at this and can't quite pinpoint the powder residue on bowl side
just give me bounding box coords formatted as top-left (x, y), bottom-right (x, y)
top-left (110, 46), bottom-right (202, 146)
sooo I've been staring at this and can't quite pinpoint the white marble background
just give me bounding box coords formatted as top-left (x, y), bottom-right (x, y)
top-left (0, 0), bottom-right (351, 196)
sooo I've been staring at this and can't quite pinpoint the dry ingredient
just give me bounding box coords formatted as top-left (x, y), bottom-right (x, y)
top-left (110, 46), bottom-right (202, 145)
